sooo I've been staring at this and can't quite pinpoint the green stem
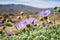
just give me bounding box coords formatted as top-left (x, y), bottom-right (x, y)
top-left (54, 10), bottom-right (55, 24)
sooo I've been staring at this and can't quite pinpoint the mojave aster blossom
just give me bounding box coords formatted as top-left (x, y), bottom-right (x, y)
top-left (0, 23), bottom-right (3, 27)
top-left (14, 17), bottom-right (37, 29)
top-left (26, 17), bottom-right (36, 24)
top-left (26, 17), bottom-right (37, 27)
top-left (38, 10), bottom-right (50, 17)
top-left (20, 19), bottom-right (27, 27)
top-left (6, 30), bottom-right (12, 35)
top-left (14, 22), bottom-right (21, 29)
top-left (33, 20), bottom-right (37, 25)
top-left (27, 17), bottom-right (34, 24)
top-left (20, 19), bottom-right (27, 24)
top-left (45, 10), bottom-right (50, 15)
top-left (14, 19), bottom-right (27, 29)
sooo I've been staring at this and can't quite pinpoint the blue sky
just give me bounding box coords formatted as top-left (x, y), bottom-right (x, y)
top-left (0, 0), bottom-right (60, 8)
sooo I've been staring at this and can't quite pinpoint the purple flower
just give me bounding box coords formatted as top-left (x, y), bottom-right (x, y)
top-left (38, 10), bottom-right (50, 17)
top-left (14, 17), bottom-right (37, 28)
top-left (14, 23), bottom-right (21, 28)
top-left (26, 17), bottom-right (34, 24)
top-left (45, 10), bottom-right (50, 15)
top-left (0, 23), bottom-right (3, 27)
top-left (20, 19), bottom-right (27, 25)
top-left (14, 19), bottom-right (27, 29)
top-left (33, 20), bottom-right (37, 25)
top-left (26, 17), bottom-right (37, 25)
top-left (6, 30), bottom-right (12, 35)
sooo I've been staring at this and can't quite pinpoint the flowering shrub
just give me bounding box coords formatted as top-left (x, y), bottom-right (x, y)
top-left (0, 10), bottom-right (57, 40)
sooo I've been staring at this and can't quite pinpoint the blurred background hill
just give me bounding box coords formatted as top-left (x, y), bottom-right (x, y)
top-left (0, 4), bottom-right (54, 16)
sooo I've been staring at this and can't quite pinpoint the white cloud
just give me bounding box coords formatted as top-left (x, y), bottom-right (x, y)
top-left (15, 0), bottom-right (60, 8)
